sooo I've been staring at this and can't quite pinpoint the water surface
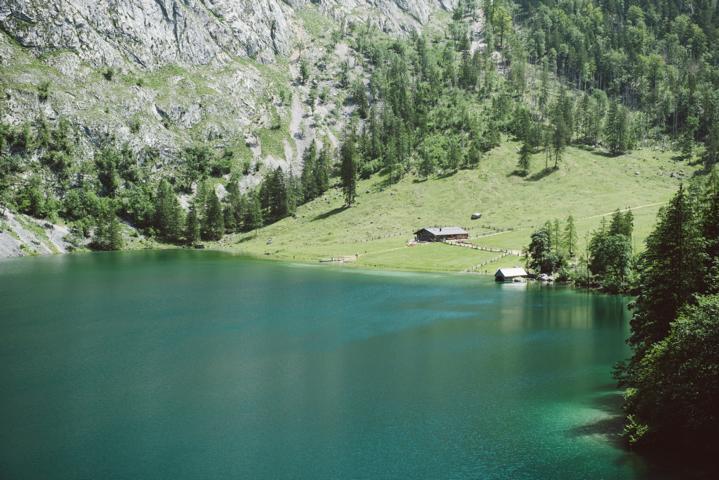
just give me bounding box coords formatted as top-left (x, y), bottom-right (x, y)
top-left (0, 250), bottom-right (677, 479)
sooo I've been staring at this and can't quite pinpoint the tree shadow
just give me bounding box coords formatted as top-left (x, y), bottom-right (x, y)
top-left (311, 206), bottom-right (348, 222)
top-left (235, 234), bottom-right (258, 244)
top-left (566, 391), bottom-right (626, 447)
top-left (526, 166), bottom-right (558, 181)
top-left (507, 169), bottom-right (528, 178)
top-left (593, 150), bottom-right (620, 158)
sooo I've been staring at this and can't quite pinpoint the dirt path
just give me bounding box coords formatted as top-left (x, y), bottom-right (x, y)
top-left (474, 201), bottom-right (667, 240)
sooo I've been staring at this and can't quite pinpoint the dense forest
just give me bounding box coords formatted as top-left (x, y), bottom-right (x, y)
top-left (2, 0), bottom-right (718, 251)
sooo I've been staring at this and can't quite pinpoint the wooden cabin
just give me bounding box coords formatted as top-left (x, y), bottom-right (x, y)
top-left (495, 267), bottom-right (528, 282)
top-left (414, 227), bottom-right (469, 242)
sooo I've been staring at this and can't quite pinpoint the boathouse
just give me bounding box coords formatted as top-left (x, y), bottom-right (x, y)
top-left (414, 227), bottom-right (469, 242)
top-left (495, 267), bottom-right (528, 282)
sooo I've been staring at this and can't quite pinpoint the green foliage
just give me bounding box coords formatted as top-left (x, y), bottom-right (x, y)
top-left (153, 179), bottom-right (183, 243)
top-left (619, 177), bottom-right (719, 452)
top-left (37, 81), bottom-right (50, 102)
top-left (527, 223), bottom-right (564, 274)
top-left (102, 67), bottom-right (114, 81)
top-left (340, 129), bottom-right (358, 206)
top-left (185, 203), bottom-right (201, 245)
top-left (605, 101), bottom-right (632, 155)
top-left (623, 295), bottom-right (719, 450)
top-left (91, 202), bottom-right (124, 251)
top-left (299, 58), bottom-right (310, 84)
top-left (202, 189), bottom-right (224, 241)
top-left (260, 167), bottom-right (290, 223)
top-left (243, 192), bottom-right (264, 232)
top-left (95, 146), bottom-right (121, 197)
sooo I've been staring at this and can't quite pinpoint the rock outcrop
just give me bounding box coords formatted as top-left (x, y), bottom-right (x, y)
top-left (0, 0), bottom-right (456, 69)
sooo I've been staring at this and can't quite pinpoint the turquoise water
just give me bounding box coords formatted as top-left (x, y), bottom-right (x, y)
top-left (0, 250), bottom-right (677, 479)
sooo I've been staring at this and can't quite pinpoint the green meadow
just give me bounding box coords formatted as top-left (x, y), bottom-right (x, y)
top-left (216, 142), bottom-right (697, 273)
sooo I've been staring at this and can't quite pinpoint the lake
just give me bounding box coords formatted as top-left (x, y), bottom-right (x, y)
top-left (0, 250), bottom-right (681, 479)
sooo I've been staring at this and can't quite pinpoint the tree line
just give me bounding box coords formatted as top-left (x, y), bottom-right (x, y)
top-left (526, 171), bottom-right (719, 454)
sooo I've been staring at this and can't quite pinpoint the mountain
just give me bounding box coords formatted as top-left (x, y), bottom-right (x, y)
top-left (1, 1), bottom-right (457, 68)
top-left (1, 0), bottom-right (717, 259)
top-left (0, 1), bottom-right (456, 177)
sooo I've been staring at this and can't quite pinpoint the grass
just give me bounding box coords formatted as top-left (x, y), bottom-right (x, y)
top-left (296, 6), bottom-right (338, 40)
top-left (215, 141), bottom-right (699, 273)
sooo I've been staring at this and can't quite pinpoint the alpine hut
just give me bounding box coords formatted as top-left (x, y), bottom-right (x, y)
top-left (414, 227), bottom-right (469, 242)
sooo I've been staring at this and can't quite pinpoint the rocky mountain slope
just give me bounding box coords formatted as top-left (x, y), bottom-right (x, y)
top-left (0, 0), bottom-right (456, 181)
top-left (1, 1), bottom-right (456, 68)
top-left (0, 1), bottom-right (458, 257)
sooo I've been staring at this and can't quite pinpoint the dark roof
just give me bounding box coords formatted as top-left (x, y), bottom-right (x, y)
top-left (415, 227), bottom-right (468, 236)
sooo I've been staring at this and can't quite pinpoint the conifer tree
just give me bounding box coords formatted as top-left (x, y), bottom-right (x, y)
top-left (225, 180), bottom-right (243, 232)
top-left (628, 185), bottom-right (703, 354)
top-left (202, 190), bottom-right (224, 241)
top-left (153, 179), bottom-right (183, 243)
top-left (605, 100), bottom-right (630, 155)
top-left (517, 142), bottom-right (531, 174)
top-left (185, 203), bottom-right (201, 245)
top-left (244, 192), bottom-right (263, 233)
top-left (314, 146), bottom-right (331, 195)
top-left (223, 203), bottom-right (236, 233)
top-left (340, 130), bottom-right (358, 206)
top-left (301, 140), bottom-right (318, 203)
top-left (563, 215), bottom-right (577, 258)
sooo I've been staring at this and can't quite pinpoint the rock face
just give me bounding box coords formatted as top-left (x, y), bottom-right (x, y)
top-left (0, 208), bottom-right (74, 258)
top-left (0, 0), bottom-right (455, 69)
top-left (0, 0), bottom-right (458, 258)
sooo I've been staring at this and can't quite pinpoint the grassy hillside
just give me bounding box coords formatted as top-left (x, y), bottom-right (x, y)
top-left (214, 142), bottom-right (697, 273)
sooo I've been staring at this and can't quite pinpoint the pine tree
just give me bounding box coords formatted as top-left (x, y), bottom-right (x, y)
top-left (223, 203), bottom-right (236, 233)
top-left (314, 146), bottom-right (331, 195)
top-left (340, 130), bottom-right (358, 206)
top-left (154, 179), bottom-right (183, 243)
top-left (202, 190), bottom-right (224, 241)
top-left (226, 180), bottom-right (243, 232)
top-left (301, 140), bottom-right (318, 203)
top-left (517, 142), bottom-right (531, 174)
top-left (701, 169), bottom-right (719, 292)
top-left (553, 218), bottom-right (562, 256)
top-left (244, 192), bottom-right (263, 233)
top-left (605, 100), bottom-right (630, 155)
top-left (92, 204), bottom-right (123, 251)
top-left (563, 215), bottom-right (577, 258)
top-left (185, 203), bottom-right (201, 245)
top-left (261, 167), bottom-right (289, 222)
top-left (628, 185), bottom-right (703, 354)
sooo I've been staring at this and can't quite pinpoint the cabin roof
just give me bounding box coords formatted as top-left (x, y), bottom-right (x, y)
top-left (495, 267), bottom-right (528, 278)
top-left (415, 227), bottom-right (468, 236)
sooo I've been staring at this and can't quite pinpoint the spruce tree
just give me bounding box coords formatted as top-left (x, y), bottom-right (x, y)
top-left (202, 190), bottom-right (224, 241)
top-left (628, 185), bottom-right (703, 354)
top-left (154, 179), bottom-right (183, 243)
top-left (185, 203), bottom-right (201, 245)
top-left (517, 142), bottom-right (531, 174)
top-left (701, 169), bottom-right (719, 292)
top-left (340, 130), bottom-right (358, 206)
top-left (301, 141), bottom-right (318, 202)
top-left (223, 203), bottom-right (236, 233)
top-left (226, 180), bottom-right (243, 232)
top-left (314, 146), bottom-right (331, 195)
top-left (244, 192), bottom-right (263, 233)
top-left (563, 215), bottom-right (577, 258)
top-left (605, 100), bottom-right (630, 155)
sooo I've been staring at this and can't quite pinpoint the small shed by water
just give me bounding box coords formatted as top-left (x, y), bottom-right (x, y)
top-left (414, 227), bottom-right (469, 242)
top-left (495, 267), bottom-right (528, 282)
